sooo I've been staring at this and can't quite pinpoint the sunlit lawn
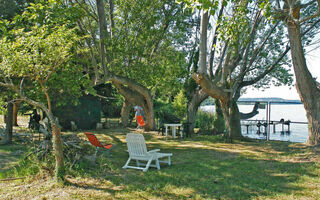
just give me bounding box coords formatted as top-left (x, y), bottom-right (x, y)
top-left (1, 126), bottom-right (320, 200)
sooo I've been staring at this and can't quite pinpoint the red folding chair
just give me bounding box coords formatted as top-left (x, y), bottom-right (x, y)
top-left (85, 132), bottom-right (115, 157)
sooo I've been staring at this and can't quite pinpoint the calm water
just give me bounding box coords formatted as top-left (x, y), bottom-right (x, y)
top-left (201, 104), bottom-right (308, 143)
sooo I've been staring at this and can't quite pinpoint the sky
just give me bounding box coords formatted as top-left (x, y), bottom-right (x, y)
top-left (242, 46), bottom-right (320, 100)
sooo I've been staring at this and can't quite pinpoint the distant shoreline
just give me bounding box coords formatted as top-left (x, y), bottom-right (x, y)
top-left (238, 97), bottom-right (302, 104)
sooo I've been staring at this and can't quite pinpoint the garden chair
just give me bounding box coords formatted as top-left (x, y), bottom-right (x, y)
top-left (85, 132), bottom-right (115, 157)
top-left (123, 133), bottom-right (172, 172)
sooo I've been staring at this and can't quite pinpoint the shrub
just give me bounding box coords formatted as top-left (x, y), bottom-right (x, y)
top-left (154, 100), bottom-right (181, 127)
top-left (172, 90), bottom-right (187, 119)
top-left (195, 111), bottom-right (215, 134)
top-left (195, 110), bottom-right (225, 135)
top-left (213, 114), bottom-right (225, 134)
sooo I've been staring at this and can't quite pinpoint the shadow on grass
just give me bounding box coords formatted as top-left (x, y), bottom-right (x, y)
top-left (95, 132), bottom-right (318, 199)
top-left (64, 177), bottom-right (118, 197)
top-left (110, 146), bottom-right (314, 199)
top-left (0, 142), bottom-right (26, 173)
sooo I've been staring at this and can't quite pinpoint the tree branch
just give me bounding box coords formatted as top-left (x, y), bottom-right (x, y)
top-left (74, 0), bottom-right (98, 22)
top-left (192, 73), bottom-right (228, 100)
top-left (209, 4), bottom-right (225, 77)
top-left (38, 80), bottom-right (51, 112)
top-left (0, 81), bottom-right (50, 118)
top-left (299, 11), bottom-right (320, 24)
top-left (237, 21), bottom-right (280, 84)
top-left (240, 14), bottom-right (320, 88)
top-left (241, 44), bottom-right (290, 87)
top-left (240, 102), bottom-right (260, 119)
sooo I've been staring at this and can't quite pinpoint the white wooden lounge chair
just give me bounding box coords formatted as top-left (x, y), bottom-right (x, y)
top-left (123, 133), bottom-right (172, 172)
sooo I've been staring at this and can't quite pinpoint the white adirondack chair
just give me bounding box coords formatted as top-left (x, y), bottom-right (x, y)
top-left (123, 133), bottom-right (172, 172)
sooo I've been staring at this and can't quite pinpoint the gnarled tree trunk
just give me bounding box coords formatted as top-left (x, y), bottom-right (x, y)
top-left (120, 99), bottom-right (132, 127)
top-left (142, 102), bottom-right (155, 131)
top-left (186, 89), bottom-right (208, 137)
top-left (220, 100), bottom-right (243, 141)
top-left (112, 79), bottom-right (155, 131)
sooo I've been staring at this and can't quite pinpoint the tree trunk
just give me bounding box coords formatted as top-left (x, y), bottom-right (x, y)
top-left (4, 102), bottom-right (13, 144)
top-left (51, 123), bottom-right (64, 181)
top-left (143, 104), bottom-right (155, 131)
top-left (186, 103), bottom-right (197, 137)
top-left (220, 100), bottom-right (243, 141)
top-left (286, 18), bottom-right (320, 145)
top-left (96, 0), bottom-right (108, 75)
top-left (186, 89), bottom-right (208, 137)
top-left (111, 76), bottom-right (156, 130)
top-left (12, 101), bottom-right (21, 126)
top-left (120, 99), bottom-right (132, 127)
top-left (213, 98), bottom-right (225, 133)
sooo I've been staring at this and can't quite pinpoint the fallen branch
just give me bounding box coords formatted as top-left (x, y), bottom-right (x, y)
top-left (0, 176), bottom-right (27, 181)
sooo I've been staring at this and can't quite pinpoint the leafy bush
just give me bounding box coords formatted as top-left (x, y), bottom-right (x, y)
top-left (195, 110), bottom-right (225, 135)
top-left (154, 100), bottom-right (181, 126)
top-left (195, 111), bottom-right (215, 134)
top-left (172, 90), bottom-right (187, 120)
top-left (213, 114), bottom-right (226, 134)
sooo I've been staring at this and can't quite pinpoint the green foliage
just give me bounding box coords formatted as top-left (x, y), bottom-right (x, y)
top-left (1, 25), bottom-right (77, 78)
top-left (177, 0), bottom-right (228, 11)
top-left (84, 0), bottom-right (191, 99)
top-left (0, 0), bottom-right (90, 109)
top-left (94, 84), bottom-right (123, 118)
top-left (196, 106), bottom-right (225, 134)
top-left (154, 100), bottom-right (181, 124)
top-left (172, 90), bottom-right (188, 119)
top-left (213, 115), bottom-right (225, 133)
top-left (195, 110), bottom-right (215, 133)
top-left (0, 148), bottom-right (45, 179)
top-left (14, 0), bottom-right (83, 29)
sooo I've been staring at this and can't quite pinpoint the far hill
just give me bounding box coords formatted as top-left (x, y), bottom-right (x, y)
top-left (201, 97), bottom-right (302, 106)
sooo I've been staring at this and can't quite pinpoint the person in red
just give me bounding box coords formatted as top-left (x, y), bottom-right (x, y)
top-left (134, 105), bottom-right (145, 129)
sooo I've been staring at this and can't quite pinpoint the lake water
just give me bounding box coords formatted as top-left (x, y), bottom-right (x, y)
top-left (200, 104), bottom-right (308, 143)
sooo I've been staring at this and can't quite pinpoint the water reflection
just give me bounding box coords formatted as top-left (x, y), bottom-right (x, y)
top-left (201, 104), bottom-right (308, 143)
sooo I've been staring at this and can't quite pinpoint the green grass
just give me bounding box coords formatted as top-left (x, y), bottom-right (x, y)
top-left (1, 128), bottom-right (320, 200)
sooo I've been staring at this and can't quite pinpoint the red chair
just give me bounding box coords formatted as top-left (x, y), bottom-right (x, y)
top-left (85, 132), bottom-right (115, 157)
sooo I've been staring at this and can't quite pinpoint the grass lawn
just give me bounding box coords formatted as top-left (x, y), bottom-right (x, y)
top-left (0, 127), bottom-right (320, 200)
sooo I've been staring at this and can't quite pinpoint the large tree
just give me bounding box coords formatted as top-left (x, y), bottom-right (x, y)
top-left (0, 1), bottom-right (84, 181)
top-left (77, 0), bottom-right (192, 130)
top-left (267, 0), bottom-right (320, 145)
top-left (180, 0), bottom-right (294, 140)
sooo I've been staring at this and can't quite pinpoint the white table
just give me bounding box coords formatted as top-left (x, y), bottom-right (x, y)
top-left (164, 123), bottom-right (182, 138)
